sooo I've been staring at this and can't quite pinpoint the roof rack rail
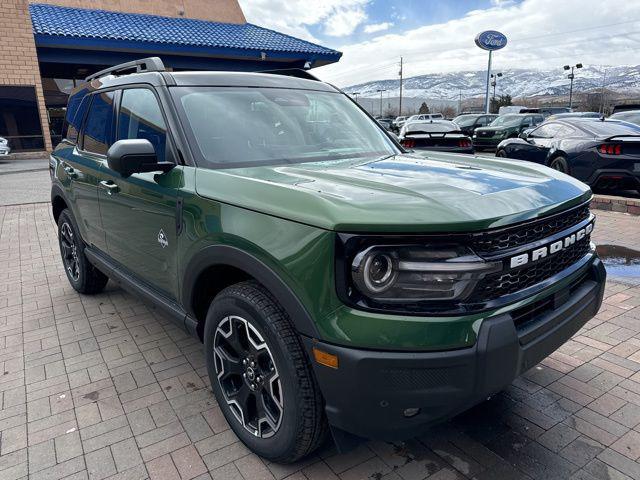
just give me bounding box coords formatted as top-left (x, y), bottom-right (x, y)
top-left (258, 68), bottom-right (320, 81)
top-left (85, 57), bottom-right (166, 82)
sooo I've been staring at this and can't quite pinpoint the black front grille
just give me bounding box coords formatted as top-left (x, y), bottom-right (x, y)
top-left (472, 239), bottom-right (591, 301)
top-left (472, 204), bottom-right (590, 254)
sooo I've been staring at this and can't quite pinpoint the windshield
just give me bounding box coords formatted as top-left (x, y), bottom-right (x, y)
top-left (452, 115), bottom-right (477, 127)
top-left (489, 115), bottom-right (522, 127)
top-left (611, 112), bottom-right (640, 125)
top-left (171, 87), bottom-right (398, 168)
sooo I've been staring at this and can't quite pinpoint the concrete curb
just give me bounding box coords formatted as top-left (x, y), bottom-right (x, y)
top-left (591, 194), bottom-right (640, 215)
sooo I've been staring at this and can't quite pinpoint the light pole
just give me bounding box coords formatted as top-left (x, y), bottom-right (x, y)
top-left (377, 89), bottom-right (386, 117)
top-left (563, 63), bottom-right (582, 110)
top-left (351, 92), bottom-right (360, 104)
top-left (490, 72), bottom-right (502, 113)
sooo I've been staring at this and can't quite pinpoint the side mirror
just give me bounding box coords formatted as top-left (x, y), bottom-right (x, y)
top-left (107, 139), bottom-right (174, 178)
top-left (518, 131), bottom-right (529, 139)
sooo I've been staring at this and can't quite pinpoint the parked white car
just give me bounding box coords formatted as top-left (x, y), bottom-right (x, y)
top-left (406, 113), bottom-right (444, 123)
top-left (0, 137), bottom-right (10, 156)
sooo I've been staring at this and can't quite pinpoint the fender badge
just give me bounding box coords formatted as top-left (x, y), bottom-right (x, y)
top-left (157, 229), bottom-right (168, 249)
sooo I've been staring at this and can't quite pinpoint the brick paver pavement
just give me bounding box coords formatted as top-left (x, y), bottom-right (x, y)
top-left (0, 203), bottom-right (639, 480)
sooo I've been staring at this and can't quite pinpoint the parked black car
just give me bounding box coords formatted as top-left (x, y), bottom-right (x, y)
top-left (496, 118), bottom-right (640, 192)
top-left (375, 117), bottom-right (394, 130)
top-left (521, 107), bottom-right (571, 117)
top-left (452, 114), bottom-right (498, 136)
top-left (400, 120), bottom-right (474, 153)
top-left (609, 110), bottom-right (640, 127)
top-left (545, 112), bottom-right (601, 122)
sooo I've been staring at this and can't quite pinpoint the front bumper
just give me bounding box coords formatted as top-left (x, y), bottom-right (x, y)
top-left (305, 256), bottom-right (605, 441)
top-left (473, 137), bottom-right (504, 148)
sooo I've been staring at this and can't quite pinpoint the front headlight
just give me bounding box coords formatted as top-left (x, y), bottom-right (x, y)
top-left (350, 244), bottom-right (500, 304)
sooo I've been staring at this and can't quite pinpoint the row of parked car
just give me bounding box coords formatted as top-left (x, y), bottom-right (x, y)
top-left (376, 108), bottom-right (640, 194)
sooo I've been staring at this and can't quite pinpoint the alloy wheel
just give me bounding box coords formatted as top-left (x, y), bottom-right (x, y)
top-left (60, 222), bottom-right (80, 281)
top-left (213, 315), bottom-right (283, 438)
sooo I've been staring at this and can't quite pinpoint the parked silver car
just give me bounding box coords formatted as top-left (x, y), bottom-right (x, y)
top-left (0, 137), bottom-right (10, 156)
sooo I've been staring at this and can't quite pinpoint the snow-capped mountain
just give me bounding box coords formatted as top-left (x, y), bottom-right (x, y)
top-left (343, 65), bottom-right (640, 100)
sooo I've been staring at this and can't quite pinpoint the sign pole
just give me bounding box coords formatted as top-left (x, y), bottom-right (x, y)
top-left (484, 50), bottom-right (492, 114)
top-left (475, 30), bottom-right (507, 114)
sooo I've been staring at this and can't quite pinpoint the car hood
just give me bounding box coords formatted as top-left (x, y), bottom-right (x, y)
top-left (194, 153), bottom-right (591, 233)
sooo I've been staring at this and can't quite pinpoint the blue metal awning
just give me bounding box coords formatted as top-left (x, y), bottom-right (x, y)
top-left (29, 3), bottom-right (342, 69)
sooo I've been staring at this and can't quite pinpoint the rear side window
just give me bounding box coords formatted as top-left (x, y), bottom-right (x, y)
top-left (531, 123), bottom-right (560, 138)
top-left (117, 89), bottom-right (167, 162)
top-left (82, 91), bottom-right (115, 155)
top-left (64, 89), bottom-right (90, 144)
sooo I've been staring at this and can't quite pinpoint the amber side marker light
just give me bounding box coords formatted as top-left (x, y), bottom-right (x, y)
top-left (313, 347), bottom-right (339, 369)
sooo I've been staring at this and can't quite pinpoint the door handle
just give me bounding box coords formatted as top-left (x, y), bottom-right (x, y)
top-left (99, 180), bottom-right (119, 195)
top-left (63, 166), bottom-right (78, 178)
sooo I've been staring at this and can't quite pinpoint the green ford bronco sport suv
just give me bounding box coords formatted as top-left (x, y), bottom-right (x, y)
top-left (51, 58), bottom-right (605, 463)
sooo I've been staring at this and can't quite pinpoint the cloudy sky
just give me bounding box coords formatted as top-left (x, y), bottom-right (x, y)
top-left (239, 0), bottom-right (640, 87)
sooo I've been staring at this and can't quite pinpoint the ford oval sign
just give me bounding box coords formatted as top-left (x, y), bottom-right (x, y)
top-left (475, 30), bottom-right (507, 51)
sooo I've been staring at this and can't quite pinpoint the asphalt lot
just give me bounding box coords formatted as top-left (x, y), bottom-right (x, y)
top-left (0, 167), bottom-right (639, 478)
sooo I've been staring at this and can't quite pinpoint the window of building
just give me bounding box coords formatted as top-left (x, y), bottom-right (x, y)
top-left (117, 89), bottom-right (167, 161)
top-left (82, 91), bottom-right (115, 155)
top-left (0, 86), bottom-right (45, 151)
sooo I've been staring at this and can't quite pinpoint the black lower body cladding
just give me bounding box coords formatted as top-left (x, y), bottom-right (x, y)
top-left (304, 256), bottom-right (606, 441)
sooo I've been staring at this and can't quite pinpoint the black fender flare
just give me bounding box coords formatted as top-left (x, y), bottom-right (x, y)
top-left (51, 182), bottom-right (71, 221)
top-left (181, 245), bottom-right (321, 339)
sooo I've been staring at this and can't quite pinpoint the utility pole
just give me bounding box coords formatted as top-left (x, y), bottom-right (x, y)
top-left (377, 89), bottom-right (386, 117)
top-left (490, 72), bottom-right (502, 113)
top-left (398, 57), bottom-right (403, 117)
top-left (564, 63), bottom-right (582, 110)
top-left (600, 69), bottom-right (607, 114)
top-left (458, 90), bottom-right (462, 114)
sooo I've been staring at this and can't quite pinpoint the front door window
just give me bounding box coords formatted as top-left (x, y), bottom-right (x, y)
top-left (117, 89), bottom-right (167, 160)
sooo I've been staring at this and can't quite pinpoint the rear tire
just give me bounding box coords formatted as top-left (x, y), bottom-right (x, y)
top-left (57, 209), bottom-right (109, 294)
top-left (549, 156), bottom-right (570, 174)
top-left (204, 281), bottom-right (326, 463)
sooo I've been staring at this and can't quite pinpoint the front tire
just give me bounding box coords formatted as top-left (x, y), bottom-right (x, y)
top-left (57, 209), bottom-right (109, 294)
top-left (204, 281), bottom-right (326, 463)
top-left (496, 149), bottom-right (507, 158)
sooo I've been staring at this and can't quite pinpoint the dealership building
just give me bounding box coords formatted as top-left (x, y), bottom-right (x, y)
top-left (0, 0), bottom-right (341, 154)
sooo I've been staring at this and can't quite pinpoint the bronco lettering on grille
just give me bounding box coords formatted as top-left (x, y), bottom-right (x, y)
top-left (509, 222), bottom-right (593, 269)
